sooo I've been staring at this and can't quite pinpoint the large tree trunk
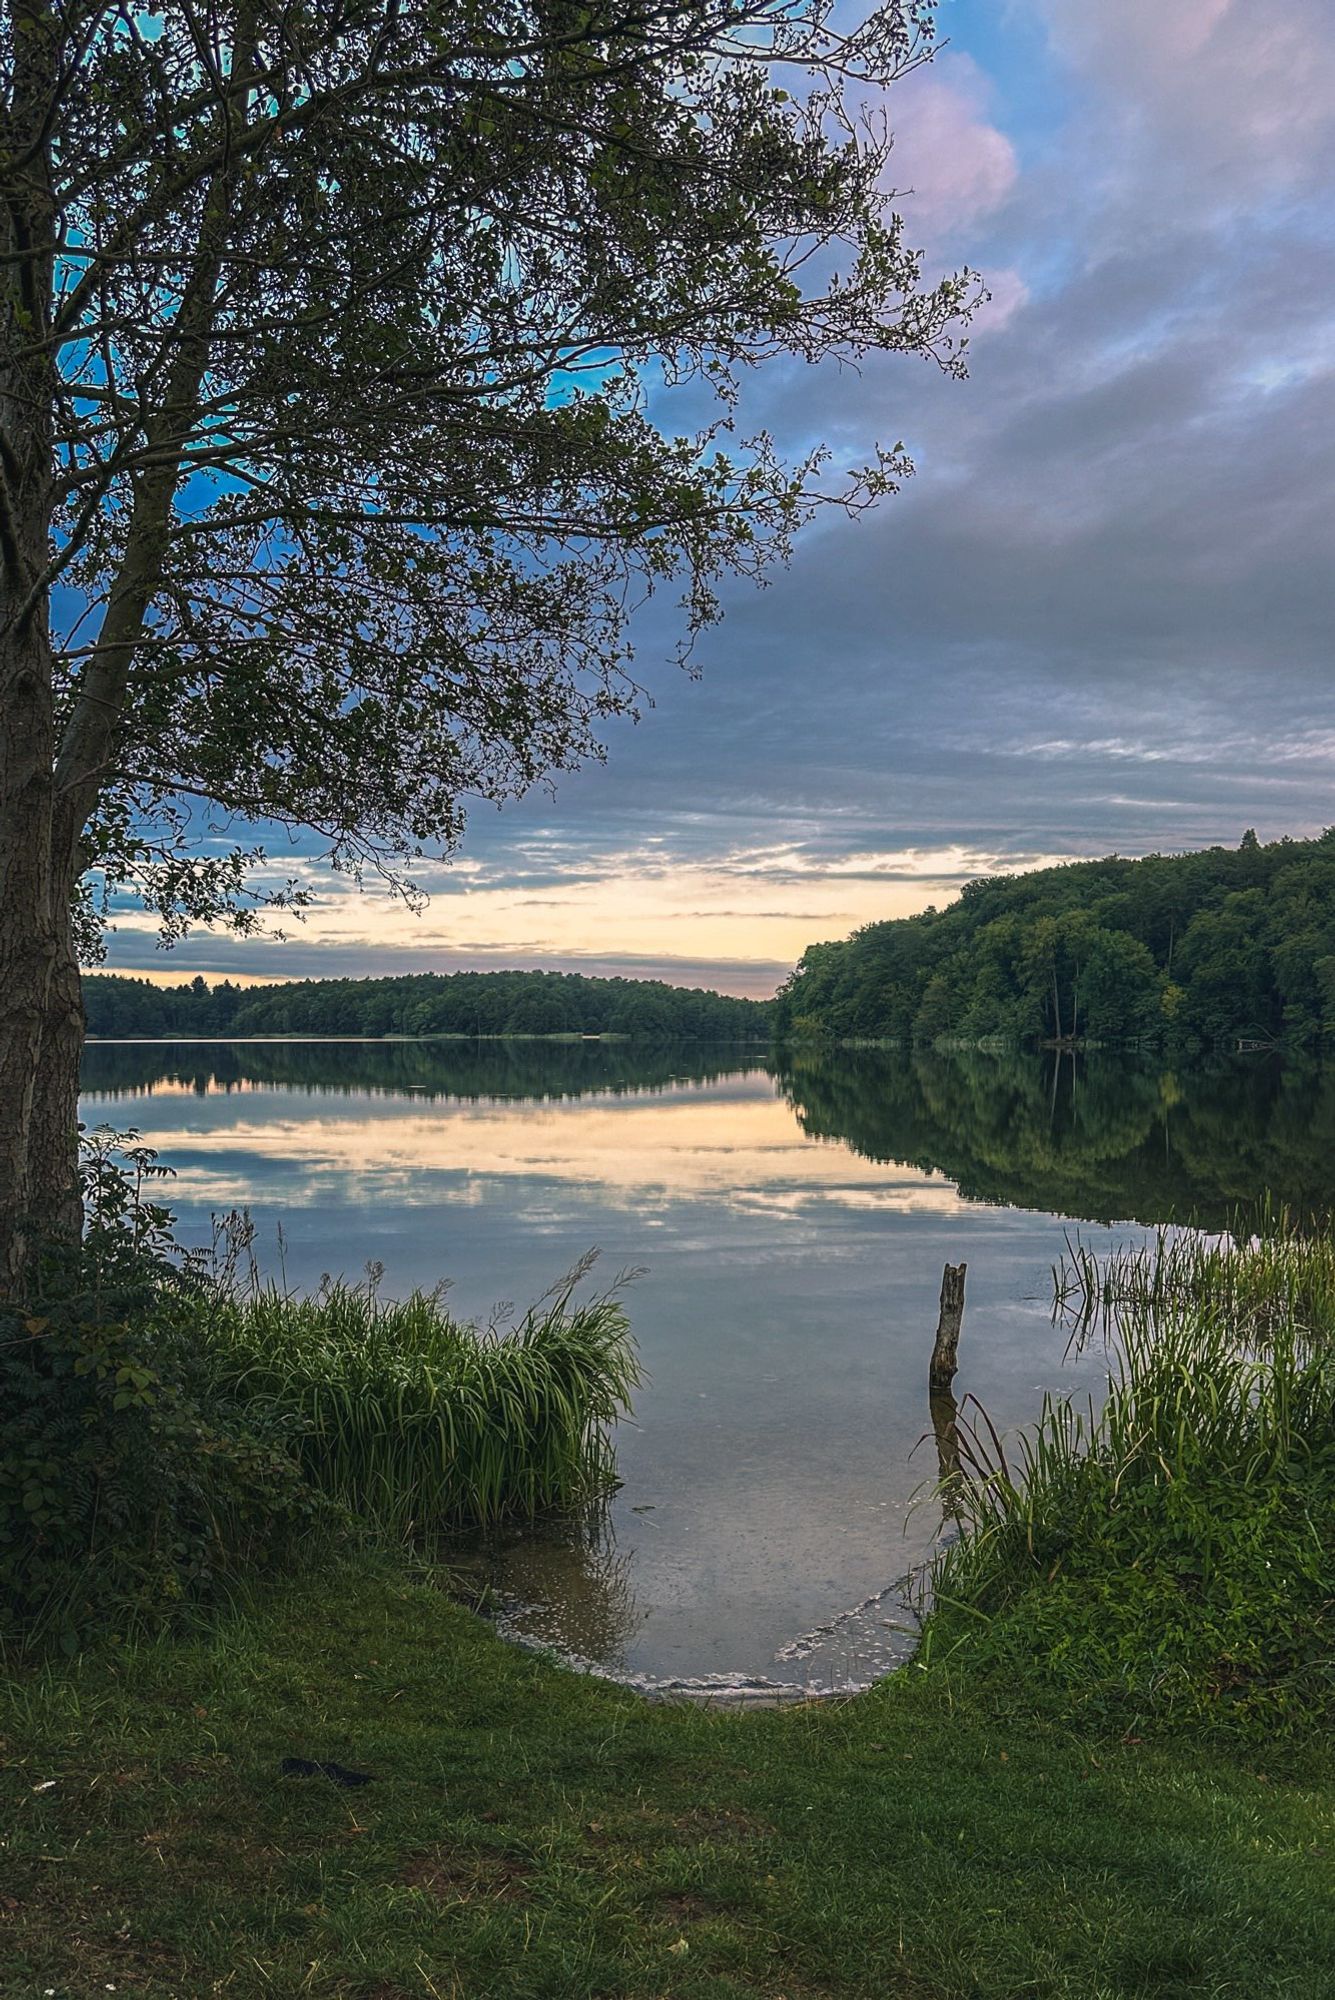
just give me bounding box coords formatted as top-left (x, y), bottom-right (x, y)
top-left (3, 5), bottom-right (279, 1291)
top-left (0, 611), bottom-right (57, 1295)
top-left (1, 0), bottom-right (62, 1297)
top-left (27, 888), bottom-right (85, 1247)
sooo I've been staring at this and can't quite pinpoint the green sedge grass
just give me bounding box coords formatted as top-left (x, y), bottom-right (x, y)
top-left (1051, 1197), bottom-right (1335, 1337)
top-left (202, 1277), bottom-right (639, 1539)
top-left (929, 1222), bottom-right (1335, 1737)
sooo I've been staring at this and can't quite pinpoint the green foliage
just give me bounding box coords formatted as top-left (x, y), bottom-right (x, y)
top-left (83, 968), bottom-right (771, 1043)
top-left (2, 1136), bottom-right (639, 1641)
top-left (4, 1562), bottom-right (1335, 1999)
top-left (930, 1233), bottom-right (1335, 1739)
top-left (1054, 1204), bottom-right (1335, 1331)
top-left (773, 829), bottom-right (1335, 1046)
top-left (208, 1271), bottom-right (640, 1539)
top-left (20, 2), bottom-right (974, 946)
top-left (0, 1136), bottom-right (318, 1645)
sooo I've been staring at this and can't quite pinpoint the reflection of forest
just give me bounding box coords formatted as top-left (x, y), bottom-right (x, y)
top-left (80, 1038), bottom-right (768, 1106)
top-left (80, 1042), bottom-right (1335, 1226)
top-left (772, 1048), bottom-right (1335, 1227)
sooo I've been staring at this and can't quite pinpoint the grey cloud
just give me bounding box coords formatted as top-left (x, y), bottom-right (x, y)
top-left (100, 6), bottom-right (1335, 992)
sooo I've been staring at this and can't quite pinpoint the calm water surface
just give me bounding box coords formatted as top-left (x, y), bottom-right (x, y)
top-left (79, 1041), bottom-right (1334, 1697)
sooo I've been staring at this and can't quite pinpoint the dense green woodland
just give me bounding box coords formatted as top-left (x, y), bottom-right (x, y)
top-left (86, 833), bottom-right (1335, 1050)
top-left (773, 831), bottom-right (1335, 1045)
top-left (83, 968), bottom-right (770, 1043)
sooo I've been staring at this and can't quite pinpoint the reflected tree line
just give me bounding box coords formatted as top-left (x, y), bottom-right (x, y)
top-left (772, 1047), bottom-right (1335, 1228)
top-left (77, 1037), bottom-right (1335, 1660)
top-left (80, 1038), bottom-right (770, 1106)
top-left (81, 1038), bottom-right (1335, 1228)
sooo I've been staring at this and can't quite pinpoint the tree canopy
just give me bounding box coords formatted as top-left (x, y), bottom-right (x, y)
top-left (0, 0), bottom-right (976, 1279)
top-left (772, 832), bottom-right (1335, 1047)
top-left (82, 967), bottom-right (770, 1041)
top-left (13, 0), bottom-right (973, 937)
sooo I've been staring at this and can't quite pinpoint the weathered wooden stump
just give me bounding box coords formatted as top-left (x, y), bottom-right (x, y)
top-left (930, 1385), bottom-right (963, 1494)
top-left (929, 1261), bottom-right (967, 1391)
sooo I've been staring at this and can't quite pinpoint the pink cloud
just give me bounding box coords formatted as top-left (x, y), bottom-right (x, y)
top-left (1032, 0), bottom-right (1335, 196)
top-left (884, 57), bottom-right (1019, 238)
top-left (973, 266), bottom-right (1029, 335)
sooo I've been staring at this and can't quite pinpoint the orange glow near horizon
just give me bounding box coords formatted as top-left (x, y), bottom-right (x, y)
top-left (94, 844), bottom-right (1077, 997)
top-left (78, 1074), bottom-right (972, 1216)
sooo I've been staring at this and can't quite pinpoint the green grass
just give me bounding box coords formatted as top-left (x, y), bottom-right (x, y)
top-left (6, 1221), bottom-right (1334, 1994)
top-left (930, 1229), bottom-right (1335, 1739)
top-left (2, 1558), bottom-right (1333, 2000)
top-left (206, 1277), bottom-right (639, 1537)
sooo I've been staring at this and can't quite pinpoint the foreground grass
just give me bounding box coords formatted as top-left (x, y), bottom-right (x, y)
top-left (932, 1305), bottom-right (1335, 1740)
top-left (210, 1276), bottom-right (639, 1535)
top-left (2, 1561), bottom-right (1333, 2000)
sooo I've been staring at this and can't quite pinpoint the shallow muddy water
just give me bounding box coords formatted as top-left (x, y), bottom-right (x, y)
top-left (81, 1041), bottom-right (1333, 1697)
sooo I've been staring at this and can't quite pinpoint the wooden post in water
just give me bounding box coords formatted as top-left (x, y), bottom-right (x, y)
top-left (929, 1261), bottom-right (967, 1391)
top-left (930, 1386), bottom-right (963, 1499)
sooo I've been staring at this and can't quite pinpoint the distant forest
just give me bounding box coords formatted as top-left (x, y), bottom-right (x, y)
top-left (83, 968), bottom-right (771, 1042)
top-left (772, 832), bottom-right (1335, 1046)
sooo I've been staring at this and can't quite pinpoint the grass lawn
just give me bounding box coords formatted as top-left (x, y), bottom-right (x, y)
top-left (2, 1561), bottom-right (1332, 2000)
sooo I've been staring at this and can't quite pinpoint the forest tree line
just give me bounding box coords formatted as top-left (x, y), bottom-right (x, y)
top-left (83, 968), bottom-right (772, 1043)
top-left (771, 832), bottom-right (1335, 1046)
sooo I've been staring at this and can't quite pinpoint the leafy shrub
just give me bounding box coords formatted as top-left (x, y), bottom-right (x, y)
top-left (0, 1134), bottom-right (320, 1646)
top-left (2, 1139), bottom-right (640, 1645)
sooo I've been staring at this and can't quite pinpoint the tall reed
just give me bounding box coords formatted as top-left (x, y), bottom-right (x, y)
top-left (1051, 1199), bottom-right (1335, 1337)
top-left (203, 1278), bottom-right (639, 1539)
top-left (930, 1225), bottom-right (1335, 1736)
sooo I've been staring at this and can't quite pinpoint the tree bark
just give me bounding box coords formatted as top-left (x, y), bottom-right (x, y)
top-left (930, 1384), bottom-right (963, 1522)
top-left (5, 13), bottom-right (257, 1287)
top-left (0, 613), bottom-right (57, 1293)
top-left (929, 1260), bottom-right (967, 1391)
top-left (27, 889), bottom-right (85, 1245)
top-left (0, 4), bottom-right (62, 1293)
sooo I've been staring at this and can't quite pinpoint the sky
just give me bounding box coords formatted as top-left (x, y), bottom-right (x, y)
top-left (104, 0), bottom-right (1335, 998)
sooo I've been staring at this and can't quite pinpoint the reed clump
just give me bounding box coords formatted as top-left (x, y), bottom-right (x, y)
top-left (930, 1225), bottom-right (1335, 1739)
top-left (205, 1278), bottom-right (639, 1540)
top-left (1051, 1200), bottom-right (1335, 1336)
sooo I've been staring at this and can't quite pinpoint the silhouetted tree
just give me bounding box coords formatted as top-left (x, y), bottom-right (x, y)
top-left (0, 0), bottom-right (977, 1286)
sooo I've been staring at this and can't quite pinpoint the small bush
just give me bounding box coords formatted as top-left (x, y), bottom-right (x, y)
top-left (2, 1137), bottom-right (639, 1644)
top-left (0, 1135), bottom-right (323, 1646)
top-left (208, 1268), bottom-right (640, 1538)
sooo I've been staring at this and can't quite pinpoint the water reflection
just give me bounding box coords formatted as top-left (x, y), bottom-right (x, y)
top-left (454, 1515), bottom-right (644, 1676)
top-left (77, 1040), bottom-right (1332, 1693)
top-left (82, 1037), bottom-right (765, 1105)
top-left (928, 1386), bottom-right (964, 1519)
top-left (84, 1039), bottom-right (1335, 1227)
top-left (82, 1056), bottom-right (979, 1221)
top-left (774, 1046), bottom-right (1335, 1226)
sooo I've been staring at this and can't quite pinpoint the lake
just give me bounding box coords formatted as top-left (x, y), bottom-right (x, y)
top-left (79, 1041), bottom-right (1334, 1698)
